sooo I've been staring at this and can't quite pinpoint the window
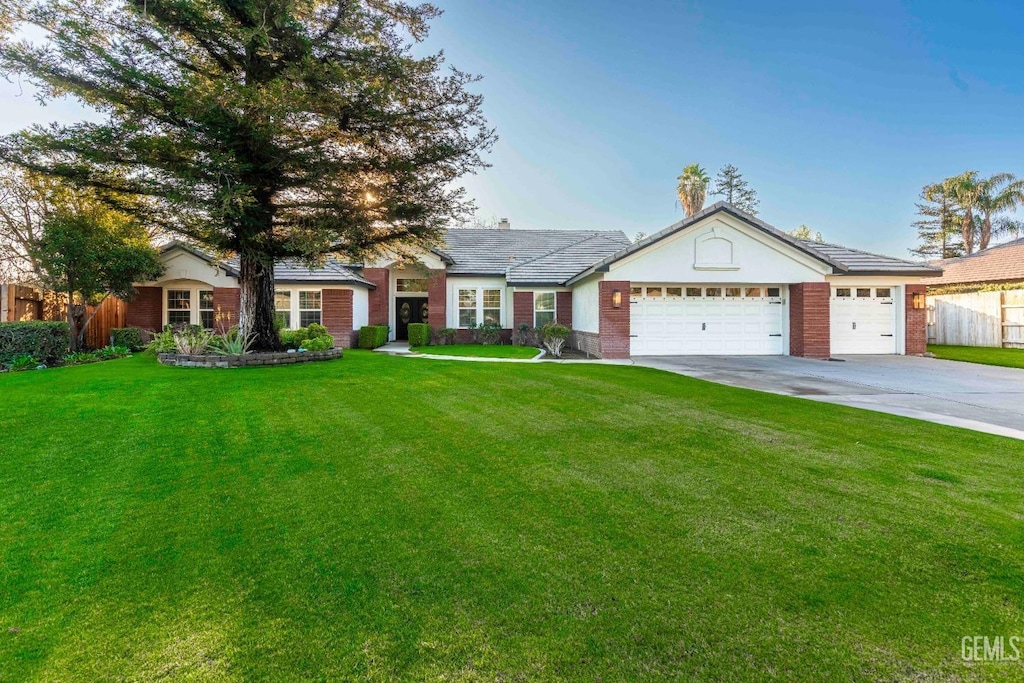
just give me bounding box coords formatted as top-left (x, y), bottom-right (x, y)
top-left (397, 278), bottom-right (428, 292)
top-left (167, 290), bottom-right (191, 326)
top-left (835, 288), bottom-right (851, 297)
top-left (705, 287), bottom-right (722, 297)
top-left (199, 290), bottom-right (215, 329)
top-left (299, 290), bottom-right (322, 327)
top-left (725, 287), bottom-right (741, 297)
top-left (666, 287), bottom-right (682, 297)
top-left (534, 292), bottom-right (555, 327)
top-left (275, 290), bottom-right (292, 328)
top-left (482, 289), bottom-right (501, 325)
top-left (646, 286), bottom-right (663, 297)
top-left (856, 288), bottom-right (872, 298)
top-left (876, 287), bottom-right (891, 298)
top-left (686, 287), bottom-right (702, 297)
top-left (458, 289), bottom-right (477, 327)
top-left (767, 287), bottom-right (781, 297)
top-left (745, 287), bottom-right (762, 298)
top-left (630, 286), bottom-right (642, 296)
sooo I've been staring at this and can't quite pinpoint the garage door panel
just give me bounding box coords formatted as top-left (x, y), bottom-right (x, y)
top-left (830, 290), bottom-right (896, 354)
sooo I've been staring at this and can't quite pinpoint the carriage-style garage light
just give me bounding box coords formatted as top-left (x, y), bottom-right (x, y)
top-left (611, 289), bottom-right (622, 309)
top-left (912, 292), bottom-right (925, 309)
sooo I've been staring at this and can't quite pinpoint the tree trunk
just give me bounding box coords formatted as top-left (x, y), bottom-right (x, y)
top-left (980, 213), bottom-right (993, 251)
top-left (66, 287), bottom-right (78, 353)
top-left (962, 211), bottom-right (975, 254)
top-left (238, 251), bottom-right (281, 351)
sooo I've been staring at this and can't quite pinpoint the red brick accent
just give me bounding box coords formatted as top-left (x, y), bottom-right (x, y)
top-left (598, 280), bottom-right (630, 359)
top-left (322, 288), bottom-right (354, 348)
top-left (363, 268), bottom-right (389, 326)
top-left (212, 287), bottom-right (240, 331)
top-left (513, 291), bottom-right (533, 329)
top-left (427, 269), bottom-right (446, 330)
top-left (790, 282), bottom-right (831, 358)
top-left (905, 284), bottom-right (927, 355)
top-left (126, 286), bottom-right (162, 331)
top-left (556, 291), bottom-right (572, 328)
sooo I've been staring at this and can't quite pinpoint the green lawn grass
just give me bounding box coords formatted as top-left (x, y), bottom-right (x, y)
top-left (2, 352), bottom-right (1024, 680)
top-left (411, 343), bottom-right (539, 359)
top-left (929, 344), bottom-right (1024, 369)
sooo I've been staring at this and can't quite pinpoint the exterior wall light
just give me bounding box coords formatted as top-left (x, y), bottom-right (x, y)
top-left (611, 289), bottom-right (622, 309)
top-left (912, 292), bottom-right (925, 309)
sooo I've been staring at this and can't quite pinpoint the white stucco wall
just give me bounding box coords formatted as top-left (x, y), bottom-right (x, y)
top-left (143, 248), bottom-right (238, 288)
top-left (571, 275), bottom-right (601, 333)
top-left (608, 214), bottom-right (830, 284)
top-left (352, 287), bottom-right (369, 329)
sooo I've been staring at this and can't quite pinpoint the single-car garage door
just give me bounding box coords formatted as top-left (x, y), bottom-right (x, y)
top-left (630, 285), bottom-right (785, 355)
top-left (830, 286), bottom-right (896, 354)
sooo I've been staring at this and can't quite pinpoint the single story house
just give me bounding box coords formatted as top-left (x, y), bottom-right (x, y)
top-left (920, 237), bottom-right (1024, 290)
top-left (127, 202), bottom-right (941, 358)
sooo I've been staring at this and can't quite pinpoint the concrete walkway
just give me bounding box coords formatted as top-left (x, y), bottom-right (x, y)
top-left (632, 355), bottom-right (1024, 440)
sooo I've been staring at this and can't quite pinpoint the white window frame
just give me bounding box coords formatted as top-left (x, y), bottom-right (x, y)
top-left (164, 286), bottom-right (215, 328)
top-left (455, 287), bottom-right (504, 329)
top-left (274, 287), bottom-right (323, 329)
top-left (534, 291), bottom-right (556, 327)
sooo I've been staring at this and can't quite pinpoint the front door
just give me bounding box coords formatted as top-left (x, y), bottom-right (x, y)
top-left (395, 296), bottom-right (428, 340)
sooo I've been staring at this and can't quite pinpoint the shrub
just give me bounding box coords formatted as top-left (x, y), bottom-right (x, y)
top-left (147, 326), bottom-right (177, 354)
top-left (358, 325), bottom-right (389, 349)
top-left (299, 335), bottom-right (334, 352)
top-left (541, 322), bottom-right (570, 358)
top-left (281, 323), bottom-right (331, 350)
top-left (408, 323), bottom-right (431, 347)
top-left (173, 326), bottom-right (214, 354)
top-left (514, 323), bottom-right (540, 347)
top-left (94, 345), bottom-right (132, 360)
top-left (213, 329), bottom-right (254, 356)
top-left (472, 321), bottom-right (502, 345)
top-left (0, 321), bottom-right (70, 365)
top-left (64, 350), bottom-right (100, 365)
top-left (110, 327), bottom-right (146, 351)
top-left (6, 354), bottom-right (40, 372)
top-left (435, 327), bottom-right (457, 345)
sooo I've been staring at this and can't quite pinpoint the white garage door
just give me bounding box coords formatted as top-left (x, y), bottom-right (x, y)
top-left (630, 285), bottom-right (785, 355)
top-left (830, 286), bottom-right (897, 354)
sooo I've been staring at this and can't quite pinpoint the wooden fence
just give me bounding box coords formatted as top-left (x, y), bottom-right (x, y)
top-left (927, 289), bottom-right (1024, 348)
top-left (1, 284), bottom-right (128, 349)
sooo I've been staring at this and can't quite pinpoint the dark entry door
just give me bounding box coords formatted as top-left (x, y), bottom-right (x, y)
top-left (396, 296), bottom-right (428, 340)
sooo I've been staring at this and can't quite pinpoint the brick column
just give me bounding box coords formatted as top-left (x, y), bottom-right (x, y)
top-left (322, 288), bottom-right (354, 348)
top-left (556, 291), bottom-right (573, 328)
top-left (789, 282), bottom-right (830, 358)
top-left (212, 287), bottom-right (240, 331)
top-left (427, 269), bottom-right (446, 330)
top-left (598, 280), bottom-right (630, 359)
top-left (513, 291), bottom-right (533, 330)
top-left (905, 284), bottom-right (927, 355)
top-left (363, 268), bottom-right (389, 326)
top-left (126, 286), bottom-right (162, 331)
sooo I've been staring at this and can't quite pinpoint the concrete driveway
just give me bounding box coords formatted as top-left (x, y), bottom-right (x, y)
top-left (632, 355), bottom-right (1024, 439)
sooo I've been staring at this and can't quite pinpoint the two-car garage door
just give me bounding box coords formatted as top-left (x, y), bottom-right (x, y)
top-left (630, 285), bottom-right (785, 355)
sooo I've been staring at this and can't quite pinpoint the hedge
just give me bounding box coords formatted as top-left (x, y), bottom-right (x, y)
top-left (358, 325), bottom-right (389, 350)
top-left (407, 323), bottom-right (431, 347)
top-left (0, 321), bottom-right (71, 365)
top-left (110, 327), bottom-right (146, 351)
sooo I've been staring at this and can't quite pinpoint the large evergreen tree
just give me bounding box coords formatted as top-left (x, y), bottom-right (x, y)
top-left (712, 163), bottom-right (758, 215)
top-left (0, 0), bottom-right (495, 350)
top-left (910, 181), bottom-right (963, 260)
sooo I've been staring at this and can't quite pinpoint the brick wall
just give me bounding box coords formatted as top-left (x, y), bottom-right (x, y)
top-left (513, 291), bottom-right (533, 330)
top-left (363, 268), bottom-right (389, 326)
top-left (790, 282), bottom-right (830, 358)
top-left (570, 330), bottom-right (601, 357)
top-left (598, 280), bottom-right (631, 359)
top-left (212, 287), bottom-right (240, 331)
top-left (126, 286), bottom-right (162, 330)
top-left (556, 291), bottom-right (573, 328)
top-left (905, 284), bottom-right (927, 355)
top-left (427, 269), bottom-right (446, 330)
top-left (322, 288), bottom-right (354, 348)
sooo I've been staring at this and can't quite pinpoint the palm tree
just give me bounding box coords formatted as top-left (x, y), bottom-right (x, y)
top-left (977, 173), bottom-right (1024, 250)
top-left (676, 164), bottom-right (710, 217)
top-left (945, 171), bottom-right (984, 254)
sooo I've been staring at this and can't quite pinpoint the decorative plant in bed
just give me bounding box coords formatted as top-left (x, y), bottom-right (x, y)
top-left (151, 323), bottom-right (341, 368)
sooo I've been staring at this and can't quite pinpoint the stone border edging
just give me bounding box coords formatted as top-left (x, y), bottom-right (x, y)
top-left (158, 348), bottom-right (342, 368)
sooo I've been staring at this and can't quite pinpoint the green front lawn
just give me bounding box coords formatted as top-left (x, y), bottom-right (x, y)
top-left (411, 343), bottom-right (539, 359)
top-left (2, 353), bottom-right (1023, 680)
top-left (929, 344), bottom-right (1024, 369)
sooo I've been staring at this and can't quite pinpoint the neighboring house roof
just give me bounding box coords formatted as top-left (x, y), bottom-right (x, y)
top-left (440, 228), bottom-right (632, 284)
top-left (920, 237), bottom-right (1024, 287)
top-left (566, 202), bottom-right (939, 284)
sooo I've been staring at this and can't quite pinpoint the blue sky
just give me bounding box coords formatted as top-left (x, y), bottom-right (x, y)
top-left (3, 0), bottom-right (1023, 256)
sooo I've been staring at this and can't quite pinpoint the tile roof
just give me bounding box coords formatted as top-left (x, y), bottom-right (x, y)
top-left (797, 240), bottom-right (941, 275)
top-left (920, 237), bottom-right (1024, 286)
top-left (440, 228), bottom-right (632, 284)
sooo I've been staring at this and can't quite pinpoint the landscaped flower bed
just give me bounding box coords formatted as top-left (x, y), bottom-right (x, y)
top-left (158, 348), bottom-right (342, 368)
